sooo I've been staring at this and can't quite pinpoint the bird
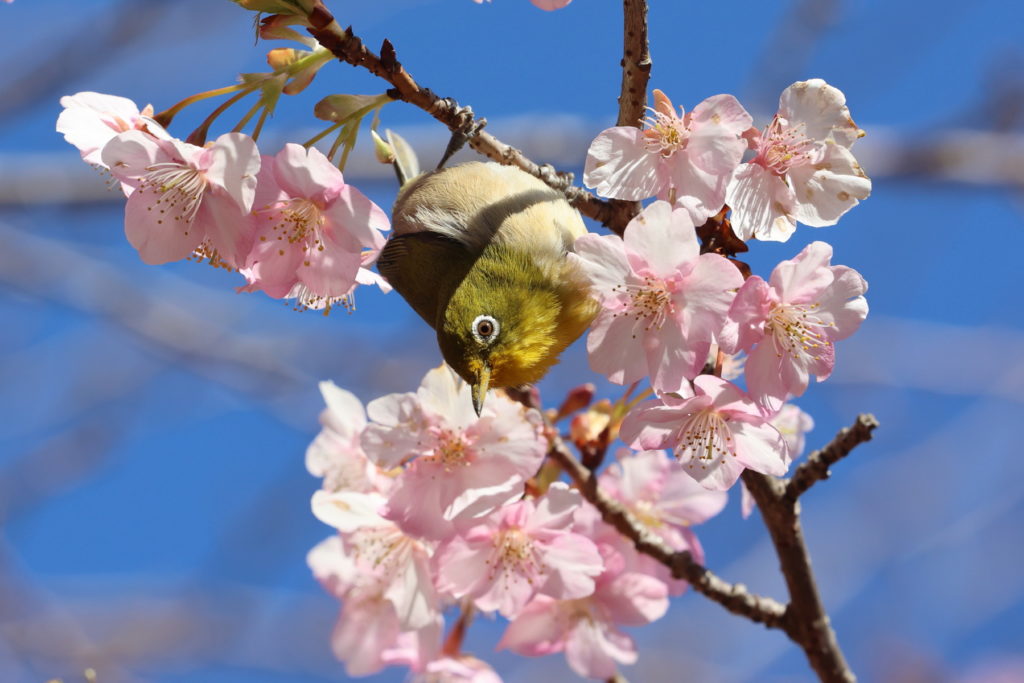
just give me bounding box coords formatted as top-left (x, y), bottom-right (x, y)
top-left (378, 161), bottom-right (598, 415)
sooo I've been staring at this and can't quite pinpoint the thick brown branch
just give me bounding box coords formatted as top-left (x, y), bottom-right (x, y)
top-left (784, 414), bottom-right (879, 504)
top-left (304, 1), bottom-right (636, 233)
top-left (548, 439), bottom-right (786, 628)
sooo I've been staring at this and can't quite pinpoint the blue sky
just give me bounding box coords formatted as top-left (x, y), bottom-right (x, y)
top-left (1, 0), bottom-right (1023, 681)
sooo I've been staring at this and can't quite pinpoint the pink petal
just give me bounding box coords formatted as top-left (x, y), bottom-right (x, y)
top-left (622, 200), bottom-right (699, 279)
top-left (538, 533), bottom-right (603, 600)
top-left (666, 154), bottom-right (728, 225)
top-left (725, 163), bottom-right (797, 242)
top-left (123, 184), bottom-right (202, 264)
top-left (815, 266), bottom-right (869, 338)
top-left (273, 143), bottom-right (343, 201)
top-left (677, 253), bottom-right (744, 343)
top-left (646, 317), bottom-right (705, 391)
top-left (597, 571), bottom-right (669, 626)
top-left (497, 597), bottom-right (565, 655)
top-left (101, 130), bottom-right (161, 183)
top-left (297, 232), bottom-right (363, 298)
top-left (723, 275), bottom-right (772, 353)
top-left (529, 482), bottom-right (582, 530)
top-left (196, 190), bottom-right (254, 269)
top-left (57, 92), bottom-right (141, 165)
top-left (530, 0), bottom-right (572, 8)
top-left (586, 313), bottom-right (650, 386)
top-left (731, 420), bottom-right (789, 476)
top-left (584, 127), bottom-right (663, 200)
top-left (565, 618), bottom-right (636, 679)
top-left (572, 233), bottom-right (632, 296)
top-left (769, 241), bottom-right (835, 303)
top-left (325, 183), bottom-right (391, 249)
top-left (203, 132), bottom-right (260, 212)
top-left (686, 94), bottom-right (753, 175)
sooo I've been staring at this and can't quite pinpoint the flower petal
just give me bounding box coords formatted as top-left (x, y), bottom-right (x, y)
top-left (584, 127), bottom-right (663, 200)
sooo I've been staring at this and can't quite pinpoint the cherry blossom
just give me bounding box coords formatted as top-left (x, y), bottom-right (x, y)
top-left (620, 375), bottom-right (789, 490)
top-left (101, 130), bottom-right (260, 266)
top-left (57, 91), bottom-right (168, 168)
top-left (433, 483), bottom-right (603, 618)
top-left (240, 144), bottom-right (389, 308)
top-left (584, 89), bottom-right (752, 224)
top-left (600, 449), bottom-right (728, 542)
top-left (498, 542), bottom-right (668, 679)
top-left (360, 366), bottom-right (547, 540)
top-left (721, 241), bottom-right (868, 408)
top-left (741, 403), bottom-right (815, 518)
top-left (412, 656), bottom-right (503, 683)
top-left (726, 79), bottom-right (871, 241)
top-left (306, 380), bottom-right (389, 494)
top-left (572, 201), bottom-right (743, 393)
top-left (472, 0), bottom-right (571, 8)
top-left (771, 403), bottom-right (815, 461)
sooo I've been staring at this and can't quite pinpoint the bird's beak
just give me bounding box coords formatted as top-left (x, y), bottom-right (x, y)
top-left (471, 363), bottom-right (491, 417)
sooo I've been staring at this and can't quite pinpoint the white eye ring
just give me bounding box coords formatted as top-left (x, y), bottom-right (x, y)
top-left (471, 314), bottom-right (500, 345)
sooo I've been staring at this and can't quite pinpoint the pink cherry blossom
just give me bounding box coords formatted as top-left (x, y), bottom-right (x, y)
top-left (572, 201), bottom-right (744, 393)
top-left (308, 493), bottom-right (441, 633)
top-left (498, 544), bottom-right (669, 679)
top-left (472, 0), bottom-right (571, 8)
top-left (721, 241), bottom-right (868, 408)
top-left (101, 130), bottom-right (259, 267)
top-left (620, 375), bottom-right (789, 490)
top-left (306, 380), bottom-right (393, 494)
top-left (57, 91), bottom-right (168, 167)
top-left (310, 542), bottom-right (442, 679)
top-left (360, 366), bottom-right (547, 540)
top-left (600, 449), bottom-right (727, 545)
top-left (240, 144), bottom-right (389, 310)
top-left (771, 403), bottom-right (815, 461)
top-left (584, 89), bottom-right (752, 224)
top-left (412, 656), bottom-right (502, 683)
top-left (573, 488), bottom-right (702, 597)
top-left (741, 403), bottom-right (814, 518)
top-left (433, 483), bottom-right (603, 618)
top-left (726, 79), bottom-right (871, 241)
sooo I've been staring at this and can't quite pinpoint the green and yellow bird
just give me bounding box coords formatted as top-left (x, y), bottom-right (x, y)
top-left (378, 161), bottom-right (598, 414)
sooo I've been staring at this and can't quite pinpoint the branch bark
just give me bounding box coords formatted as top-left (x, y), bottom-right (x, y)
top-left (304, 1), bottom-right (638, 233)
top-left (739, 415), bottom-right (880, 683)
top-left (605, 0), bottom-right (652, 234)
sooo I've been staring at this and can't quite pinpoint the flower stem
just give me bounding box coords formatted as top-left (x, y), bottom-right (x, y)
top-left (153, 84), bottom-right (247, 128)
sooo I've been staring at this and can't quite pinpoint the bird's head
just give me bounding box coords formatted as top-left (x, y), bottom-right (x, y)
top-left (437, 244), bottom-right (597, 415)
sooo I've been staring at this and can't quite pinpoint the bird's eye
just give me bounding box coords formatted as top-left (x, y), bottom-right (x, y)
top-left (472, 314), bottom-right (500, 344)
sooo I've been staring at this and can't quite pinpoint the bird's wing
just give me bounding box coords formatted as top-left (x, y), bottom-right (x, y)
top-left (377, 231), bottom-right (476, 329)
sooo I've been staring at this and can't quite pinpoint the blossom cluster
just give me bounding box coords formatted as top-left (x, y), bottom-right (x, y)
top-left (57, 92), bottom-right (389, 312)
top-left (306, 366), bottom-right (732, 680)
top-left (584, 79), bottom-right (871, 242)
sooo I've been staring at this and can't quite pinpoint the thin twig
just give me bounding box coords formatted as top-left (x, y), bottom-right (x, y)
top-left (784, 414), bottom-right (879, 504)
top-left (303, 1), bottom-right (636, 233)
top-left (548, 437), bottom-right (787, 628)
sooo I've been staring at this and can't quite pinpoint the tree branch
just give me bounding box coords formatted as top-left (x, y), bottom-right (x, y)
top-left (784, 414), bottom-right (879, 504)
top-left (547, 437), bottom-right (787, 628)
top-left (304, 1), bottom-right (636, 233)
top-left (739, 415), bottom-right (880, 683)
top-left (605, 0), bottom-right (652, 234)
